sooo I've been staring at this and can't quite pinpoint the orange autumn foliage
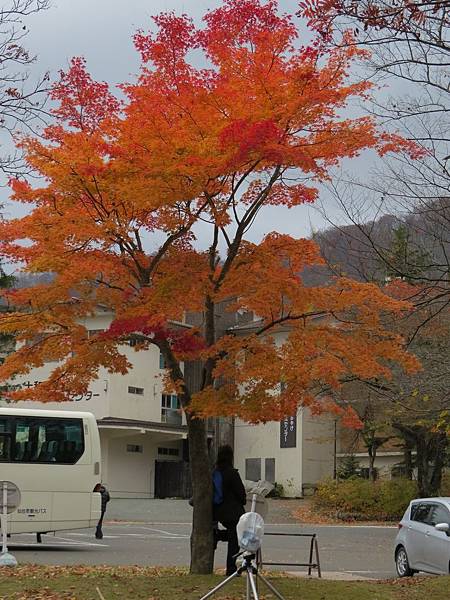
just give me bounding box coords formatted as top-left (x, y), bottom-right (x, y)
top-left (0, 0), bottom-right (419, 424)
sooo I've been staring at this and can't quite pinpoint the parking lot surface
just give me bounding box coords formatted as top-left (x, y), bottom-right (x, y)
top-left (9, 522), bottom-right (398, 580)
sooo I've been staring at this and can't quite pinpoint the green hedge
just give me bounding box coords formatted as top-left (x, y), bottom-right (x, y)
top-left (312, 478), bottom-right (418, 521)
top-left (440, 472), bottom-right (450, 495)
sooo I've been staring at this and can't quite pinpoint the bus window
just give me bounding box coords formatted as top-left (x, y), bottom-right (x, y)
top-left (6, 416), bottom-right (85, 464)
top-left (0, 417), bottom-right (12, 461)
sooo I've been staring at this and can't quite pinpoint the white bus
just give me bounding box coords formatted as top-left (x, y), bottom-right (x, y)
top-left (0, 407), bottom-right (102, 537)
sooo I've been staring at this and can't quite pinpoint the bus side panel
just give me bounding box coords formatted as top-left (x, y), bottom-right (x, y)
top-left (8, 492), bottom-right (101, 534)
top-left (52, 490), bottom-right (101, 531)
top-left (8, 491), bottom-right (53, 534)
top-left (51, 492), bottom-right (101, 532)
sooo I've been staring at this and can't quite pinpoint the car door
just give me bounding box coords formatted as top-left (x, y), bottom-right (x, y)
top-left (421, 503), bottom-right (450, 574)
top-left (406, 503), bottom-right (434, 570)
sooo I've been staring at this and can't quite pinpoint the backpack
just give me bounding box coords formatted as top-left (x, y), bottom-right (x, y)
top-left (212, 468), bottom-right (223, 505)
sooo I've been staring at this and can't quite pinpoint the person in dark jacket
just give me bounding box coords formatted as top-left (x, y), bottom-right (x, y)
top-left (93, 483), bottom-right (110, 539)
top-left (213, 445), bottom-right (246, 576)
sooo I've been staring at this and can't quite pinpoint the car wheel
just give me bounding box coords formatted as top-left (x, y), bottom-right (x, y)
top-left (395, 546), bottom-right (414, 577)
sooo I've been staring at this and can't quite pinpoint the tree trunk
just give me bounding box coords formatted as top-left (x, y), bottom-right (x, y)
top-left (416, 435), bottom-right (429, 497)
top-left (393, 423), bottom-right (447, 497)
top-left (368, 445), bottom-right (376, 482)
top-left (187, 414), bottom-right (214, 574)
top-left (159, 339), bottom-right (214, 574)
top-left (186, 291), bottom-right (216, 573)
top-left (403, 441), bottom-right (414, 480)
top-left (415, 432), bottom-right (447, 497)
top-left (428, 433), bottom-right (447, 495)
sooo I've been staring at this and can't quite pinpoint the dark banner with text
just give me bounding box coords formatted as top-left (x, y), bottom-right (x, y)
top-left (280, 414), bottom-right (296, 448)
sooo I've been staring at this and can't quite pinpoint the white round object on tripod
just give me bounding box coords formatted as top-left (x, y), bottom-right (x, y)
top-left (237, 511), bottom-right (265, 552)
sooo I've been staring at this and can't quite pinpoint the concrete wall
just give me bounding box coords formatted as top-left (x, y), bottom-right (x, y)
top-left (302, 411), bottom-right (335, 493)
top-left (107, 343), bottom-right (163, 423)
top-left (105, 431), bottom-right (155, 498)
top-left (232, 326), bottom-right (339, 498)
top-left (234, 415), bottom-right (303, 498)
top-left (337, 452), bottom-right (406, 480)
top-left (4, 313), bottom-right (175, 423)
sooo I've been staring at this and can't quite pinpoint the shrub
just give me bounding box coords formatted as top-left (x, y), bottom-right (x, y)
top-left (312, 477), bottom-right (417, 521)
top-left (440, 470), bottom-right (450, 495)
top-left (267, 481), bottom-right (284, 498)
top-left (336, 455), bottom-right (361, 480)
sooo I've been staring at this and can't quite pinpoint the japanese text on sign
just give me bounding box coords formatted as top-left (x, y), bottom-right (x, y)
top-left (1, 381), bottom-right (99, 402)
top-left (280, 414), bottom-right (296, 448)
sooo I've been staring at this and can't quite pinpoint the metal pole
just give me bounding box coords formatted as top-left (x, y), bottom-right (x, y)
top-left (199, 570), bottom-right (241, 600)
top-left (333, 419), bottom-right (337, 480)
top-left (308, 535), bottom-right (314, 576)
top-left (256, 573), bottom-right (287, 600)
top-left (247, 569), bottom-right (259, 600)
top-left (256, 548), bottom-right (262, 570)
top-left (315, 536), bottom-right (322, 578)
top-left (2, 481), bottom-right (7, 554)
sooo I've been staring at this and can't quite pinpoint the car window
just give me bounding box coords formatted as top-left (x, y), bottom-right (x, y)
top-left (411, 503), bottom-right (433, 524)
top-left (429, 504), bottom-right (450, 526)
top-left (410, 503), bottom-right (419, 520)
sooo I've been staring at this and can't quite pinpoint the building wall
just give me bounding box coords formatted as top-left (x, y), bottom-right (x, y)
top-left (232, 325), bottom-right (338, 498)
top-left (105, 431), bottom-right (155, 498)
top-left (1, 312), bottom-right (187, 498)
top-left (302, 411), bottom-right (335, 493)
top-left (107, 343), bottom-right (163, 423)
top-left (234, 414), bottom-right (303, 497)
top-left (8, 361), bottom-right (110, 418)
top-left (234, 409), bottom-right (336, 498)
top-left (337, 452), bottom-right (406, 480)
top-left (3, 313), bottom-right (173, 422)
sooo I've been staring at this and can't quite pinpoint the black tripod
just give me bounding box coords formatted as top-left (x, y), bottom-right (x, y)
top-left (199, 551), bottom-right (286, 600)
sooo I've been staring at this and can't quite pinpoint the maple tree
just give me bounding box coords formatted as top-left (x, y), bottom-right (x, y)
top-left (0, 0), bottom-right (421, 573)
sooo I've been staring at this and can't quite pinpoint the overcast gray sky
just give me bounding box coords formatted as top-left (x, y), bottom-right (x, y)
top-left (2, 0), bottom-right (384, 250)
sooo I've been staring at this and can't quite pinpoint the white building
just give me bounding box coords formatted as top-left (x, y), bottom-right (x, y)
top-left (229, 321), bottom-right (336, 497)
top-left (235, 409), bottom-right (336, 497)
top-left (1, 308), bottom-right (192, 499)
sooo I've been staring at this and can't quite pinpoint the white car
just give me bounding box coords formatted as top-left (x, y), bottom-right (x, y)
top-left (394, 497), bottom-right (450, 576)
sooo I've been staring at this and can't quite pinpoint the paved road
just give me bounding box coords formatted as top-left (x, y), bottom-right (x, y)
top-left (8, 522), bottom-right (398, 580)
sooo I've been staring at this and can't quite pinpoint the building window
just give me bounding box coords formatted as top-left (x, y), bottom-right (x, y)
top-left (245, 458), bottom-right (262, 482)
top-left (127, 444), bottom-right (143, 453)
top-left (128, 386), bottom-right (144, 395)
top-left (159, 353), bottom-right (166, 369)
top-left (158, 447), bottom-right (180, 457)
top-left (88, 329), bottom-right (105, 338)
top-left (161, 394), bottom-right (182, 425)
top-left (265, 458), bottom-right (275, 483)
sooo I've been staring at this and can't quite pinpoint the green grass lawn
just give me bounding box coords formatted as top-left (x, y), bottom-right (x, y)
top-left (0, 566), bottom-right (449, 599)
